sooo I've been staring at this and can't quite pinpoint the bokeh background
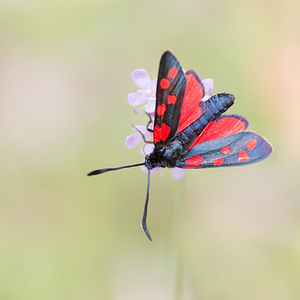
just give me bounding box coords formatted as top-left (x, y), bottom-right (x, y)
top-left (1, 0), bottom-right (300, 299)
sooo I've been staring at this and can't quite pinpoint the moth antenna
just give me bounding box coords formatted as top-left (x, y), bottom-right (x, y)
top-left (141, 168), bottom-right (152, 241)
top-left (87, 162), bottom-right (145, 176)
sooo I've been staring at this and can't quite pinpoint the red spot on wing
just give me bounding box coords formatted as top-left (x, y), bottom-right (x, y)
top-left (167, 66), bottom-right (178, 79)
top-left (183, 164), bottom-right (202, 169)
top-left (157, 103), bottom-right (166, 116)
top-left (247, 138), bottom-right (257, 150)
top-left (177, 73), bottom-right (204, 133)
top-left (222, 145), bottom-right (231, 154)
top-left (185, 155), bottom-right (204, 165)
top-left (189, 116), bottom-right (247, 148)
top-left (238, 151), bottom-right (249, 162)
top-left (213, 158), bottom-right (224, 166)
top-left (167, 95), bottom-right (177, 104)
top-left (161, 123), bottom-right (171, 141)
top-left (154, 125), bottom-right (161, 143)
top-left (160, 78), bottom-right (170, 89)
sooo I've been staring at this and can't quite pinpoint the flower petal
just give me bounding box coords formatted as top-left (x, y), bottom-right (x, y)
top-left (147, 113), bottom-right (155, 125)
top-left (131, 69), bottom-right (152, 90)
top-left (128, 92), bottom-right (149, 106)
top-left (141, 143), bottom-right (154, 155)
top-left (144, 101), bottom-right (156, 114)
top-left (202, 78), bottom-right (214, 95)
top-left (201, 95), bottom-right (211, 102)
top-left (150, 78), bottom-right (157, 91)
top-left (141, 166), bottom-right (161, 174)
top-left (172, 168), bottom-right (185, 180)
top-left (133, 125), bottom-right (147, 132)
top-left (125, 132), bottom-right (143, 149)
top-left (132, 125), bottom-right (153, 140)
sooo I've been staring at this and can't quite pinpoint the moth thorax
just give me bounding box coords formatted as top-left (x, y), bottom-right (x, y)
top-left (145, 142), bottom-right (184, 169)
top-left (162, 142), bottom-right (183, 168)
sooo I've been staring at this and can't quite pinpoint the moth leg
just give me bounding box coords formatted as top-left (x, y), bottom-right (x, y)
top-left (146, 115), bottom-right (154, 133)
top-left (132, 124), bottom-right (154, 144)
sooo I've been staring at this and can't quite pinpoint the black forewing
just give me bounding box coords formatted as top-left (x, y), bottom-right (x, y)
top-left (153, 51), bottom-right (187, 146)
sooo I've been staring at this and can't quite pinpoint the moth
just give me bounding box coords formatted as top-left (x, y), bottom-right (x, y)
top-left (88, 51), bottom-right (272, 241)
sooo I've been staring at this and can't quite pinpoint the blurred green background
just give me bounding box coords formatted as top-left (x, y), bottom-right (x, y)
top-left (1, 0), bottom-right (299, 299)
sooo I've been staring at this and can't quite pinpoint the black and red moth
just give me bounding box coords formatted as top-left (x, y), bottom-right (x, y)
top-left (88, 51), bottom-right (272, 241)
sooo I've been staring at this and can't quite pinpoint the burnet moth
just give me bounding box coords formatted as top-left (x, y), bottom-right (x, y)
top-left (88, 51), bottom-right (272, 241)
